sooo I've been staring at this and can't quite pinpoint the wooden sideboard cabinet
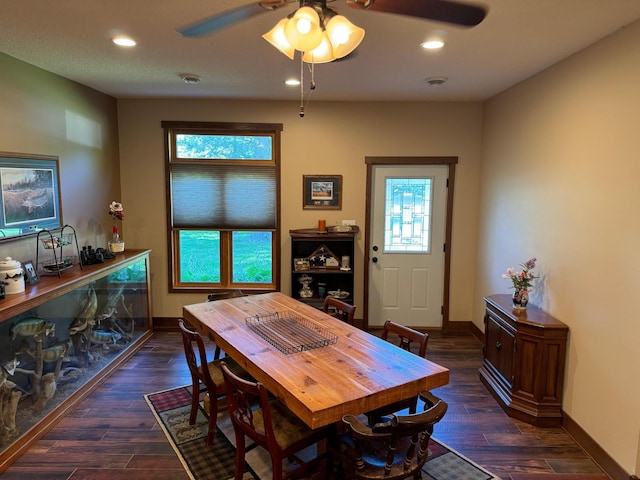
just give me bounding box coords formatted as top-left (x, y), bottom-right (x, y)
top-left (478, 294), bottom-right (568, 427)
top-left (0, 249), bottom-right (153, 471)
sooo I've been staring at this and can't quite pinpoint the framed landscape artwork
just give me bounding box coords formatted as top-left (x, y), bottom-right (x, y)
top-left (0, 152), bottom-right (62, 241)
top-left (303, 175), bottom-right (342, 210)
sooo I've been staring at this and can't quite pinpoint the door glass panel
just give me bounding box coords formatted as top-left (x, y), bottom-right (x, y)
top-left (384, 177), bottom-right (433, 253)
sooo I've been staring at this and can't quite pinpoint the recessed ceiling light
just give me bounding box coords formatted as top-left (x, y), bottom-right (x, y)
top-left (112, 36), bottom-right (136, 47)
top-left (421, 40), bottom-right (444, 50)
top-left (285, 79), bottom-right (301, 86)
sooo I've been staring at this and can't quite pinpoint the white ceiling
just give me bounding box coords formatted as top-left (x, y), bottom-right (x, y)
top-left (2, 0), bottom-right (640, 102)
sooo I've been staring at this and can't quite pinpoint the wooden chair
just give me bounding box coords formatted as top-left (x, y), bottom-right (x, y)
top-left (367, 321), bottom-right (429, 423)
top-left (330, 391), bottom-right (448, 480)
top-left (221, 361), bottom-right (330, 480)
top-left (206, 290), bottom-right (247, 359)
top-left (178, 319), bottom-right (248, 447)
top-left (323, 296), bottom-right (356, 325)
top-left (381, 320), bottom-right (429, 358)
top-left (207, 289), bottom-right (246, 302)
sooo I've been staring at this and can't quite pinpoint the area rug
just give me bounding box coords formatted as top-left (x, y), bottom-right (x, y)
top-left (144, 386), bottom-right (500, 480)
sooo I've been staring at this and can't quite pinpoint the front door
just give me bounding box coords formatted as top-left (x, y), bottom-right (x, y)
top-left (366, 162), bottom-right (450, 328)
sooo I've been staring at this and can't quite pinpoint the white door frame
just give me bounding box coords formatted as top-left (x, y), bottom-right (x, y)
top-left (364, 156), bottom-right (458, 331)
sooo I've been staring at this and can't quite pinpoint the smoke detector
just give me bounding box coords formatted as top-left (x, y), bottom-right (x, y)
top-left (179, 73), bottom-right (201, 84)
top-left (425, 76), bottom-right (448, 87)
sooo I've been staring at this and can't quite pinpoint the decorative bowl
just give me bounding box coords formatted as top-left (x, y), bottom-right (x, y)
top-left (327, 290), bottom-right (349, 299)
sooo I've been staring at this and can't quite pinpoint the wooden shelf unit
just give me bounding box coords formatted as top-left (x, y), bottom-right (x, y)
top-left (479, 294), bottom-right (568, 427)
top-left (0, 250), bottom-right (153, 472)
top-left (289, 227), bottom-right (357, 309)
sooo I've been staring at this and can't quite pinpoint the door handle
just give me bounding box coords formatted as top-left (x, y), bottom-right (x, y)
top-left (372, 257), bottom-right (378, 263)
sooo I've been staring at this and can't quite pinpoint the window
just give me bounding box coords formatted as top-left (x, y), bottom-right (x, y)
top-left (384, 177), bottom-right (433, 253)
top-left (163, 121), bottom-right (282, 292)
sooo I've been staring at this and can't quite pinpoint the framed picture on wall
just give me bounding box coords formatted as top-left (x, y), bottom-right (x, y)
top-left (0, 152), bottom-right (62, 241)
top-left (303, 175), bottom-right (342, 210)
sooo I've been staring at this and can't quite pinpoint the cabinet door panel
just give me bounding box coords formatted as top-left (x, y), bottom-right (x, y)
top-left (515, 337), bottom-right (538, 396)
top-left (514, 338), bottom-right (565, 402)
top-left (485, 313), bottom-right (515, 386)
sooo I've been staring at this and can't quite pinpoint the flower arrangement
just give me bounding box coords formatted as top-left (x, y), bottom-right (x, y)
top-left (109, 201), bottom-right (124, 221)
top-left (108, 201), bottom-right (125, 252)
top-left (502, 258), bottom-right (537, 309)
top-left (502, 257), bottom-right (537, 293)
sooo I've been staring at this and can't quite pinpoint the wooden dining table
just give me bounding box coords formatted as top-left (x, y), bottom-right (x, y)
top-left (182, 292), bottom-right (449, 429)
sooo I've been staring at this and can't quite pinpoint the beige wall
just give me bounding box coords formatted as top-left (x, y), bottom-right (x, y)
top-left (476, 20), bottom-right (640, 475)
top-left (5, 15), bottom-right (638, 476)
top-left (116, 99), bottom-right (483, 323)
top-left (0, 53), bottom-right (120, 265)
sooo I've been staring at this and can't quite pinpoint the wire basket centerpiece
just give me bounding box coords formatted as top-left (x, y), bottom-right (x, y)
top-left (246, 311), bottom-right (338, 355)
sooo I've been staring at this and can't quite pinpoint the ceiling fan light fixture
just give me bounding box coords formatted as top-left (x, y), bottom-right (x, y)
top-left (262, 17), bottom-right (295, 59)
top-left (302, 32), bottom-right (337, 64)
top-left (264, 3), bottom-right (365, 62)
top-left (284, 6), bottom-right (323, 51)
top-left (325, 14), bottom-right (365, 59)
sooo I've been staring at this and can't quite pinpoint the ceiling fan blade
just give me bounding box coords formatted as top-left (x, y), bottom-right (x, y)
top-left (177, 0), bottom-right (295, 38)
top-left (348, 0), bottom-right (487, 27)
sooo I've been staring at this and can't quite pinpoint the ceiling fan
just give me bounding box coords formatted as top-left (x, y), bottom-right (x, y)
top-left (177, 0), bottom-right (487, 39)
top-left (177, 0), bottom-right (486, 116)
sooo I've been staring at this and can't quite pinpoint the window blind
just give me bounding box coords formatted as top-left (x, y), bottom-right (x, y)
top-left (170, 163), bottom-right (276, 229)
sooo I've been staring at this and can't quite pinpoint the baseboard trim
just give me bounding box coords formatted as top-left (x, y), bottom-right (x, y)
top-left (470, 321), bottom-right (484, 341)
top-left (562, 411), bottom-right (634, 480)
top-left (443, 320), bottom-right (474, 333)
top-left (152, 316), bottom-right (181, 332)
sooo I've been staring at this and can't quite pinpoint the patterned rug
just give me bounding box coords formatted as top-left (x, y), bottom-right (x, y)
top-left (144, 386), bottom-right (500, 480)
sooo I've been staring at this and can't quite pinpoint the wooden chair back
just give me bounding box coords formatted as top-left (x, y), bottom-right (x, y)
top-left (207, 290), bottom-right (246, 302)
top-left (367, 321), bottom-right (430, 423)
top-left (323, 296), bottom-right (356, 325)
top-left (221, 362), bottom-right (329, 480)
top-left (381, 320), bottom-right (429, 358)
top-left (206, 290), bottom-right (247, 358)
top-left (334, 392), bottom-right (448, 480)
top-left (178, 318), bottom-right (223, 446)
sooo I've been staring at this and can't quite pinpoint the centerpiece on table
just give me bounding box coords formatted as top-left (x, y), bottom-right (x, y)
top-left (108, 201), bottom-right (125, 253)
top-left (501, 257), bottom-right (537, 310)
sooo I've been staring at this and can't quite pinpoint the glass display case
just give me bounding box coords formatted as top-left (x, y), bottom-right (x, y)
top-left (0, 249), bottom-right (152, 471)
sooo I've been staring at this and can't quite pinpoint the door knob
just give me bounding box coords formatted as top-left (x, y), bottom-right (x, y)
top-left (372, 257), bottom-right (378, 263)
top-left (372, 245), bottom-right (379, 251)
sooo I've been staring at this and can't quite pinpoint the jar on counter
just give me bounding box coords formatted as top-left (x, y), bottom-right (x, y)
top-left (0, 257), bottom-right (25, 294)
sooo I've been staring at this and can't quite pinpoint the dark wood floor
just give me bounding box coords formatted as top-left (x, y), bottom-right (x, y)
top-left (1, 330), bottom-right (609, 480)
